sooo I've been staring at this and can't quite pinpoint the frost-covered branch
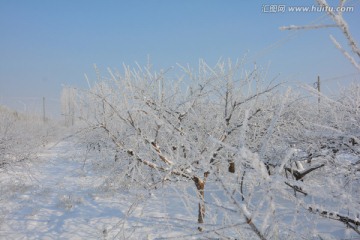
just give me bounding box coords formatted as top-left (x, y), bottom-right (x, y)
top-left (279, 24), bottom-right (337, 31)
top-left (317, 0), bottom-right (360, 58)
top-left (280, 0), bottom-right (360, 71)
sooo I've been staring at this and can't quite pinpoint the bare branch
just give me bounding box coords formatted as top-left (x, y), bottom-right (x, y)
top-left (284, 181), bottom-right (308, 196)
top-left (285, 164), bottom-right (325, 181)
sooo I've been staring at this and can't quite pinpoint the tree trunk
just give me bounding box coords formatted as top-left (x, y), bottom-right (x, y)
top-left (228, 160), bottom-right (235, 173)
top-left (192, 171), bottom-right (209, 230)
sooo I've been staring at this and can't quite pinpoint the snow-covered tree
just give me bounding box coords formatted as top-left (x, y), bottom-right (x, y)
top-left (209, 84), bottom-right (360, 238)
top-left (77, 59), bottom-right (280, 231)
top-left (0, 105), bottom-right (62, 169)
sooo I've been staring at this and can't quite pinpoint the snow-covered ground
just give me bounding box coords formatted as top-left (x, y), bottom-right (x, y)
top-left (1, 140), bottom-right (359, 239)
top-left (0, 141), bottom-right (201, 240)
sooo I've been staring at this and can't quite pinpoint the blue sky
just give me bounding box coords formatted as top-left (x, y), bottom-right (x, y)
top-left (0, 0), bottom-right (359, 117)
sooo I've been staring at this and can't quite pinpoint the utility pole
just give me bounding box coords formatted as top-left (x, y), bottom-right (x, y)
top-left (43, 97), bottom-right (46, 123)
top-left (317, 76), bottom-right (321, 113)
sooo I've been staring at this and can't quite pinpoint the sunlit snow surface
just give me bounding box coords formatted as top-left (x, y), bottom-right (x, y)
top-left (0, 141), bottom-right (358, 239)
top-left (0, 141), bottom-right (201, 239)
